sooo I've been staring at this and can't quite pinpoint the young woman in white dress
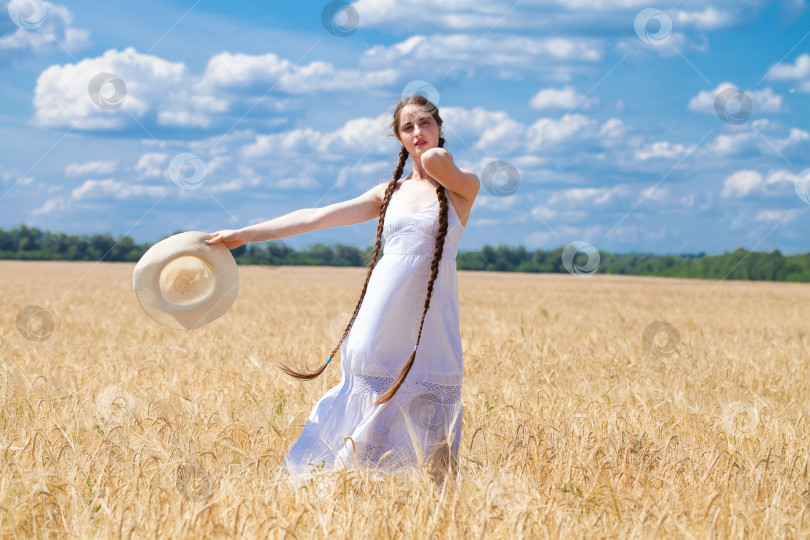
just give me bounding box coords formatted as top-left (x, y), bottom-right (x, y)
top-left (206, 95), bottom-right (480, 477)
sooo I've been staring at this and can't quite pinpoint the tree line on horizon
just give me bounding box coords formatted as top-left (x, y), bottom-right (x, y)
top-left (1, 224), bottom-right (809, 282)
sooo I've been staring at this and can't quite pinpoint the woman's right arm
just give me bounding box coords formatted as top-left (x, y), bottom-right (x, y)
top-left (206, 183), bottom-right (386, 247)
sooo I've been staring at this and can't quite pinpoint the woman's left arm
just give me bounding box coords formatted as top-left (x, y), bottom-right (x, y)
top-left (421, 148), bottom-right (480, 202)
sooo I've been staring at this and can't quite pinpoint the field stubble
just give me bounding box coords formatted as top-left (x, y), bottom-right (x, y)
top-left (0, 260), bottom-right (808, 538)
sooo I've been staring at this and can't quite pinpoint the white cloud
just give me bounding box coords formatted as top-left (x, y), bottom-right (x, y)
top-left (242, 128), bottom-right (322, 158)
top-left (526, 203), bottom-right (556, 220)
top-left (136, 153), bottom-right (168, 179)
top-left (202, 51), bottom-right (395, 94)
top-left (722, 170), bottom-right (764, 198)
top-left (687, 83), bottom-right (787, 115)
top-left (201, 52), bottom-right (292, 88)
top-left (634, 141), bottom-right (691, 160)
top-left (275, 176), bottom-right (320, 189)
top-left (350, 0), bottom-right (744, 33)
top-left (33, 47), bottom-right (395, 130)
top-left (237, 105), bottom-right (633, 176)
top-left (598, 118), bottom-right (630, 147)
top-left (639, 185), bottom-right (669, 202)
top-left (526, 113), bottom-right (599, 150)
top-left (671, 7), bottom-right (733, 30)
top-left (764, 169), bottom-right (797, 186)
top-left (359, 34), bottom-right (603, 80)
top-left (472, 193), bottom-right (517, 211)
top-left (529, 86), bottom-right (596, 110)
top-left (754, 209), bottom-right (787, 222)
top-left (764, 53), bottom-right (810, 92)
top-left (433, 107), bottom-right (607, 155)
top-left (205, 164), bottom-right (264, 193)
top-left (615, 31), bottom-right (710, 59)
top-left (706, 122), bottom-right (810, 157)
top-left (31, 196), bottom-right (66, 216)
top-left (0, 163), bottom-right (35, 187)
top-left (0, 1), bottom-right (91, 65)
top-left (34, 47), bottom-right (194, 129)
top-left (71, 178), bottom-right (168, 200)
top-left (680, 190), bottom-right (714, 211)
top-left (548, 184), bottom-right (630, 206)
top-left (65, 160), bottom-right (118, 177)
top-left (241, 114), bottom-right (393, 159)
top-left (721, 169), bottom-right (796, 198)
top-left (337, 160), bottom-right (393, 188)
top-left (350, 0), bottom-right (512, 29)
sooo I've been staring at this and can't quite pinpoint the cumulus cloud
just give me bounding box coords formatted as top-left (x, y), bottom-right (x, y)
top-left (529, 86), bottom-right (596, 110)
top-left (639, 185), bottom-right (669, 202)
top-left (548, 184), bottom-right (630, 206)
top-left (721, 169), bottom-right (796, 198)
top-left (0, 0), bottom-right (91, 66)
top-left (0, 163), bottom-right (34, 187)
top-left (764, 53), bottom-right (810, 92)
top-left (71, 178), bottom-right (168, 200)
top-left (671, 6), bottom-right (733, 30)
top-left (687, 82), bottom-right (787, 115)
top-left (705, 120), bottom-right (810, 158)
top-left (359, 34), bottom-right (603, 80)
top-left (754, 209), bottom-right (792, 222)
top-left (525, 113), bottom-right (601, 152)
top-left (32, 47), bottom-right (394, 130)
top-left (350, 0), bottom-right (748, 34)
top-left (201, 51), bottom-right (395, 93)
top-left (34, 47), bottom-right (196, 129)
top-left (241, 114), bottom-right (394, 159)
top-left (135, 153), bottom-right (168, 179)
top-left (634, 141), bottom-right (692, 161)
top-left (336, 160), bottom-right (393, 188)
top-left (430, 106), bottom-right (621, 156)
top-left (31, 196), bottom-right (66, 216)
top-left (65, 160), bottom-right (117, 176)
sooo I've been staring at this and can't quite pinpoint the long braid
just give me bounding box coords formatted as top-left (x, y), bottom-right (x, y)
top-left (279, 145), bottom-right (409, 380)
top-left (373, 136), bottom-right (449, 406)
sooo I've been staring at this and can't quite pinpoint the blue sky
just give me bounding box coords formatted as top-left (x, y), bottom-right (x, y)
top-left (1, 0), bottom-right (810, 255)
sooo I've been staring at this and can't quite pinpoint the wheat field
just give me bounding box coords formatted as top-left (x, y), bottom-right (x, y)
top-left (0, 259), bottom-right (808, 538)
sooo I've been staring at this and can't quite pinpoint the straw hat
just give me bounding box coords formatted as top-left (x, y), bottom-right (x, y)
top-left (133, 231), bottom-right (239, 330)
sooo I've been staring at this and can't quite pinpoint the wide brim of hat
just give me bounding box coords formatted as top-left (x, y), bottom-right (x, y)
top-left (132, 231), bottom-right (239, 330)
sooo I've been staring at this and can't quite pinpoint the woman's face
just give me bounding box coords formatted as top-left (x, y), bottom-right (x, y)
top-left (397, 104), bottom-right (442, 158)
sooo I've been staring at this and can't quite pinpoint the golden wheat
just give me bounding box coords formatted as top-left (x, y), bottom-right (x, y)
top-left (0, 260), bottom-right (808, 538)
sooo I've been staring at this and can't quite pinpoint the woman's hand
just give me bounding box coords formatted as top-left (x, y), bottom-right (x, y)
top-left (205, 229), bottom-right (250, 249)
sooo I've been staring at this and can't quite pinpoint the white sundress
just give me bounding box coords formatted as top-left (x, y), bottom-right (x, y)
top-left (282, 184), bottom-right (466, 476)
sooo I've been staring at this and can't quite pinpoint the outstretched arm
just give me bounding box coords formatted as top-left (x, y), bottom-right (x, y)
top-left (421, 148), bottom-right (480, 202)
top-left (206, 183), bottom-right (386, 247)
top-left (205, 207), bottom-right (316, 248)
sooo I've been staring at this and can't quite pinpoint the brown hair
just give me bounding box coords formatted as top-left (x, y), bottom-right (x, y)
top-left (280, 94), bottom-right (450, 406)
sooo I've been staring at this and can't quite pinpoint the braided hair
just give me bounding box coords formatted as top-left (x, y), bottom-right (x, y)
top-left (280, 94), bottom-right (450, 406)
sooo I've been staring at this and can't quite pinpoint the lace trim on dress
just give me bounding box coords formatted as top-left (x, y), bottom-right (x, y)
top-left (285, 435), bottom-right (453, 474)
top-left (384, 192), bottom-right (464, 239)
top-left (353, 373), bottom-right (461, 404)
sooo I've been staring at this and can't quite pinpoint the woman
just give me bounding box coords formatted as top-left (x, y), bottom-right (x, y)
top-left (206, 95), bottom-right (479, 477)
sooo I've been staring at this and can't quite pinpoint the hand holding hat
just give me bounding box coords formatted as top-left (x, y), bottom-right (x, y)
top-left (205, 229), bottom-right (251, 250)
top-left (133, 231), bottom-right (240, 330)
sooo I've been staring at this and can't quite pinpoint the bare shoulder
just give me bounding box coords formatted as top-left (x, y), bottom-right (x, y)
top-left (373, 181), bottom-right (390, 204)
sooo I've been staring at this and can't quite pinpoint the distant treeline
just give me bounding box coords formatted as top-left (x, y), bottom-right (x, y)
top-left (1, 224), bottom-right (809, 282)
